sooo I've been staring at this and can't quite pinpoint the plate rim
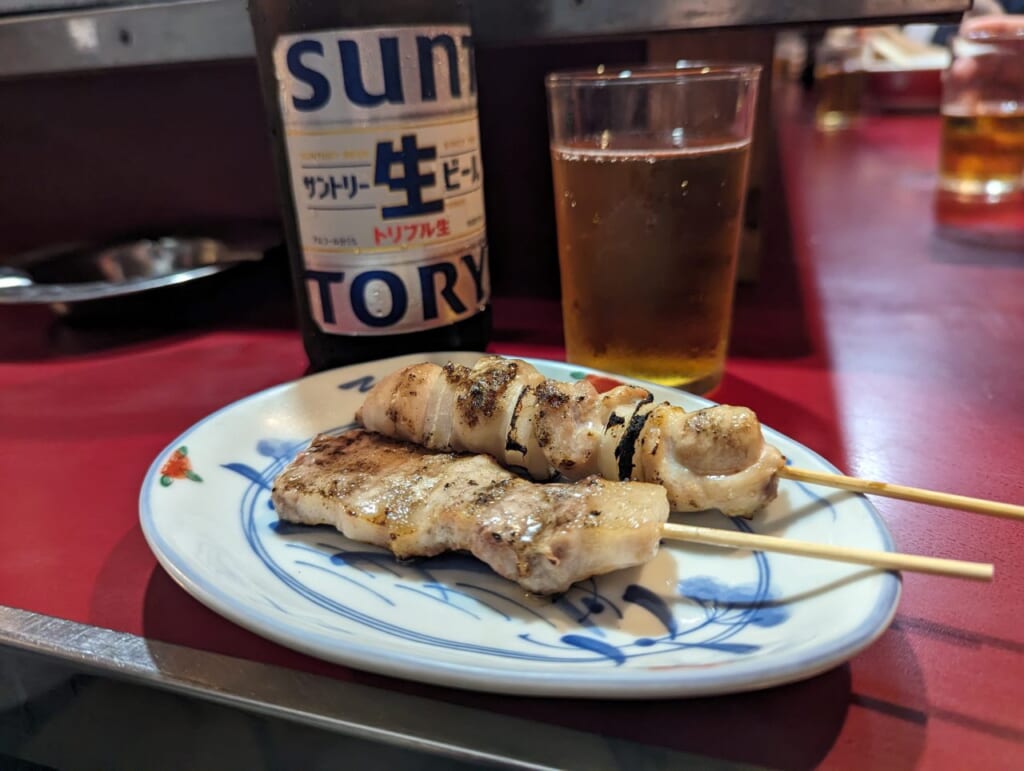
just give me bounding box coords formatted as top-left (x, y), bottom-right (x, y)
top-left (139, 352), bottom-right (901, 699)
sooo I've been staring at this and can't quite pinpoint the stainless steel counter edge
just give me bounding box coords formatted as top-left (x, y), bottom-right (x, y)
top-left (0, 0), bottom-right (969, 79)
top-left (0, 604), bottom-right (732, 769)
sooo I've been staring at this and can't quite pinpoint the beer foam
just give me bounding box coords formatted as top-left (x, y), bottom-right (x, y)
top-left (552, 138), bottom-right (750, 163)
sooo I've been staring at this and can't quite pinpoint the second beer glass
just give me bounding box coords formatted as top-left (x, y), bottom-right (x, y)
top-left (546, 63), bottom-right (760, 393)
top-left (935, 29), bottom-right (1024, 246)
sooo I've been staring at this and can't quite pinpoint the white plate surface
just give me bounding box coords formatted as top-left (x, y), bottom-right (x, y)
top-left (140, 352), bottom-right (900, 698)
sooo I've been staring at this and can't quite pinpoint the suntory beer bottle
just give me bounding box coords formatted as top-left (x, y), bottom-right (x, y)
top-left (248, 1), bottom-right (491, 370)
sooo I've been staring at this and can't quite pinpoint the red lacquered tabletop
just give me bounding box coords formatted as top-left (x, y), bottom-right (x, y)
top-left (1, 98), bottom-right (1022, 769)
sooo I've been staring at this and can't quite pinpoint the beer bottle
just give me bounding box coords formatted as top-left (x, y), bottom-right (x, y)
top-left (247, 0), bottom-right (491, 371)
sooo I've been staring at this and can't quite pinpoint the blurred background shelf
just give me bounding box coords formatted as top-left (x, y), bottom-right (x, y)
top-left (0, 0), bottom-right (968, 301)
top-left (0, 0), bottom-right (968, 78)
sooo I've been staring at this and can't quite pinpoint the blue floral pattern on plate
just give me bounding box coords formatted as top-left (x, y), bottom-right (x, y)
top-left (140, 352), bottom-right (900, 697)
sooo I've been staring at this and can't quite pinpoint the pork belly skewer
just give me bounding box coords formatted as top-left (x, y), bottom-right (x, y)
top-left (356, 355), bottom-right (784, 517)
top-left (358, 356), bottom-right (1024, 521)
top-left (272, 429), bottom-right (671, 595)
top-left (271, 430), bottom-right (992, 593)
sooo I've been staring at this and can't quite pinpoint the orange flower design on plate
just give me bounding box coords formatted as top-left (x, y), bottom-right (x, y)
top-left (160, 446), bottom-right (203, 487)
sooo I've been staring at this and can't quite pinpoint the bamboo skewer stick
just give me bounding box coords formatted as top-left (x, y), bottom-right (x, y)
top-left (778, 466), bottom-right (1024, 521)
top-left (661, 523), bottom-right (994, 581)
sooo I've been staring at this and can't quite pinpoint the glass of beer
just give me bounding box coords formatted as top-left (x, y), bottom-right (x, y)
top-left (936, 28), bottom-right (1024, 245)
top-left (939, 31), bottom-right (1024, 199)
top-left (814, 39), bottom-right (865, 131)
top-left (546, 62), bottom-right (760, 393)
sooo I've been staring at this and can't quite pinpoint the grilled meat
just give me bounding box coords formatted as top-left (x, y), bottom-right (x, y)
top-left (356, 356), bottom-right (783, 516)
top-left (271, 429), bottom-right (670, 594)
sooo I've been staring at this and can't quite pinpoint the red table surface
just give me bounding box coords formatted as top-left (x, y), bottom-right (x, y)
top-left (2, 100), bottom-right (1023, 769)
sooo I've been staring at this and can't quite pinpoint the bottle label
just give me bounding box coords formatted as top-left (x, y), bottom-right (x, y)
top-left (272, 25), bottom-right (489, 335)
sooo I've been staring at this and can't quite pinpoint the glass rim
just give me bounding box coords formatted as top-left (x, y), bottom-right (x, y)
top-left (545, 61), bottom-right (761, 87)
top-left (957, 28), bottom-right (1024, 42)
top-left (951, 32), bottom-right (1024, 56)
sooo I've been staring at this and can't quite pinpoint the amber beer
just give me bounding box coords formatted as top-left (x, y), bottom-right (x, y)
top-left (939, 110), bottom-right (1024, 197)
top-left (551, 137), bottom-right (751, 392)
top-left (547, 64), bottom-right (760, 392)
top-left (815, 65), bottom-right (864, 131)
top-left (934, 33), bottom-right (1024, 245)
top-left (813, 36), bottom-right (864, 132)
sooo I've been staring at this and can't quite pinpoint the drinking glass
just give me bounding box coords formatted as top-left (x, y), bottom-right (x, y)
top-left (939, 32), bottom-right (1024, 198)
top-left (935, 28), bottom-right (1024, 245)
top-left (815, 40), bottom-right (865, 131)
top-left (546, 62), bottom-right (760, 393)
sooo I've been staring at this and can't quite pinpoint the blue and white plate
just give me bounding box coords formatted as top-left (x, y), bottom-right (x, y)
top-left (140, 352), bottom-right (900, 698)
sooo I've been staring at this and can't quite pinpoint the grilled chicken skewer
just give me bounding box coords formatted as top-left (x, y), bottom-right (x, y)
top-left (272, 431), bottom-right (993, 590)
top-left (356, 356), bottom-right (784, 517)
top-left (271, 429), bottom-right (670, 594)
